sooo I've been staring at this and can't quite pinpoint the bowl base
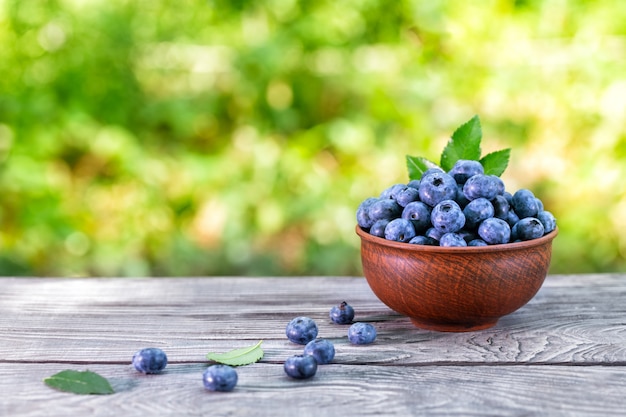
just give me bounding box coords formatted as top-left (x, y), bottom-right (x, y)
top-left (409, 317), bottom-right (498, 332)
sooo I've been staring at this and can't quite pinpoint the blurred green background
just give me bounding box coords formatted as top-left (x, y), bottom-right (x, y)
top-left (1, 0), bottom-right (625, 277)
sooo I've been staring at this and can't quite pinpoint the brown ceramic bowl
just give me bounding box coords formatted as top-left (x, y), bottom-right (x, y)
top-left (356, 225), bottom-right (558, 332)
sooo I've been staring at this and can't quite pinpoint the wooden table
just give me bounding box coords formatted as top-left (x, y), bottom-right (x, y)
top-left (1, 274), bottom-right (625, 416)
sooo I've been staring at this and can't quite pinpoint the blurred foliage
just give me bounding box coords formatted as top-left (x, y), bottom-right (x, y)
top-left (0, 0), bottom-right (625, 277)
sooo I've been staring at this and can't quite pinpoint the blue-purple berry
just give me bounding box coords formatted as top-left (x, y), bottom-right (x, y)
top-left (478, 217), bottom-right (511, 245)
top-left (431, 200), bottom-right (465, 233)
top-left (384, 218), bottom-right (416, 242)
top-left (329, 301), bottom-right (355, 324)
top-left (132, 348), bottom-right (168, 374)
top-left (463, 174), bottom-right (502, 201)
top-left (401, 201), bottom-right (432, 233)
top-left (418, 171), bottom-right (457, 207)
top-left (512, 217), bottom-right (545, 241)
top-left (348, 322), bottom-right (377, 345)
top-left (284, 355), bottom-right (318, 379)
top-left (286, 317), bottom-right (318, 345)
top-left (303, 339), bottom-right (335, 364)
top-left (449, 159), bottom-right (484, 184)
top-left (439, 232), bottom-right (467, 247)
top-left (202, 365), bottom-right (238, 392)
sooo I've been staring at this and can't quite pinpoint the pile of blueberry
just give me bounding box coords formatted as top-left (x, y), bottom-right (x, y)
top-left (131, 301), bottom-right (374, 389)
top-left (283, 301), bottom-right (376, 379)
top-left (357, 160), bottom-right (556, 247)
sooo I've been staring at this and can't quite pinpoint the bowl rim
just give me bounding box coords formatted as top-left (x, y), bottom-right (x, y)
top-left (356, 225), bottom-right (558, 253)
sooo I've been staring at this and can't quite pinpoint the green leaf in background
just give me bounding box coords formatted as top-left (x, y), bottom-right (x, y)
top-left (406, 155), bottom-right (440, 180)
top-left (440, 115), bottom-right (483, 171)
top-left (480, 148), bottom-right (511, 177)
top-left (206, 340), bottom-right (264, 366)
top-left (44, 370), bottom-right (115, 395)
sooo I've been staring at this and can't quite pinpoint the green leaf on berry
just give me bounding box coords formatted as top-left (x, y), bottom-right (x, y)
top-left (406, 155), bottom-right (440, 180)
top-left (206, 340), bottom-right (264, 366)
top-left (480, 148), bottom-right (511, 177)
top-left (440, 115), bottom-right (482, 171)
top-left (44, 370), bottom-right (115, 395)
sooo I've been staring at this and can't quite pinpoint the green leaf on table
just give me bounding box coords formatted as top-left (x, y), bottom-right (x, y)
top-left (480, 148), bottom-right (511, 177)
top-left (44, 370), bottom-right (114, 395)
top-left (440, 115), bottom-right (482, 171)
top-left (406, 155), bottom-right (440, 180)
top-left (206, 340), bottom-right (264, 366)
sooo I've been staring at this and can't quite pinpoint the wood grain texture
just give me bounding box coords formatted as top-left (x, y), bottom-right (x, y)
top-left (1, 274), bottom-right (626, 416)
top-left (2, 363), bottom-right (626, 417)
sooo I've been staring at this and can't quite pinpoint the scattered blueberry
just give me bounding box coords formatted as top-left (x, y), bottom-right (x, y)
top-left (491, 195), bottom-right (510, 220)
top-left (329, 301), bottom-right (355, 324)
top-left (468, 238), bottom-right (488, 246)
top-left (284, 355), bottom-right (318, 379)
top-left (348, 322), bottom-right (377, 345)
top-left (303, 339), bottom-right (335, 364)
top-left (132, 347), bottom-right (168, 374)
top-left (286, 317), bottom-right (318, 345)
top-left (202, 365), bottom-right (238, 392)
top-left (380, 183), bottom-right (406, 200)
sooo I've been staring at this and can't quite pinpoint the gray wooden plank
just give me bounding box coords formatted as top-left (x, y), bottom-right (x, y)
top-left (2, 362), bottom-right (625, 417)
top-left (1, 275), bottom-right (625, 365)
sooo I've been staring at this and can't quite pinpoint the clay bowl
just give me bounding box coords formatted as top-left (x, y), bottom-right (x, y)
top-left (356, 225), bottom-right (558, 332)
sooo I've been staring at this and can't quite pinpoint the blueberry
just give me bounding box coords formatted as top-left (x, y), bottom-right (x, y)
top-left (407, 179), bottom-right (421, 190)
top-left (356, 197), bottom-right (378, 229)
top-left (512, 217), bottom-right (545, 241)
top-left (380, 183), bottom-right (406, 200)
top-left (408, 235), bottom-right (437, 245)
top-left (506, 210), bottom-right (520, 227)
top-left (284, 355), bottom-right (318, 379)
top-left (202, 364), bottom-right (238, 392)
top-left (425, 227), bottom-right (444, 242)
top-left (439, 232), bottom-right (467, 247)
top-left (478, 217), bottom-right (511, 245)
top-left (132, 348), bottom-right (168, 374)
top-left (463, 174), bottom-right (502, 201)
top-left (462, 198), bottom-right (494, 229)
top-left (535, 198), bottom-right (544, 212)
top-left (468, 238), bottom-right (488, 246)
top-left (537, 210), bottom-right (556, 234)
top-left (456, 183), bottom-right (470, 208)
top-left (395, 186), bottom-right (420, 207)
top-left (491, 195), bottom-right (510, 220)
top-left (286, 317), bottom-right (318, 345)
top-left (368, 198), bottom-right (402, 222)
top-left (329, 301), bottom-right (355, 324)
top-left (448, 159), bottom-right (484, 184)
top-left (418, 171), bottom-right (457, 207)
top-left (512, 189), bottom-right (539, 218)
top-left (431, 200), bottom-right (465, 233)
top-left (420, 167), bottom-right (445, 180)
top-left (384, 218), bottom-right (416, 242)
top-left (369, 219), bottom-right (389, 238)
top-left (401, 201), bottom-right (432, 233)
top-left (348, 322), bottom-right (377, 345)
top-left (303, 339), bottom-right (335, 364)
